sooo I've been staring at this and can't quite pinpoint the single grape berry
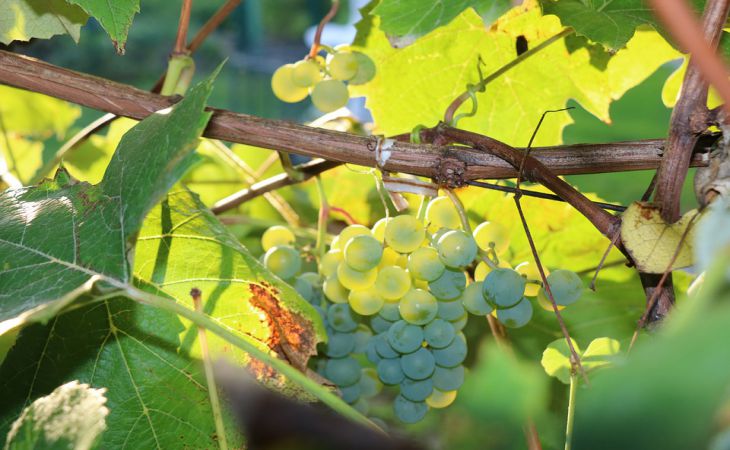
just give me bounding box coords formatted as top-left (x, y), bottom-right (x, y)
top-left (325, 332), bottom-right (356, 358)
top-left (349, 51), bottom-right (376, 85)
top-left (344, 234), bottom-right (383, 271)
top-left (263, 245), bottom-right (301, 279)
top-left (377, 358), bottom-right (405, 385)
top-left (515, 261), bottom-right (547, 297)
top-left (426, 389), bottom-right (457, 409)
top-left (482, 268), bottom-right (526, 309)
top-left (429, 269), bottom-right (467, 301)
top-left (400, 347), bottom-right (436, 380)
top-left (423, 318), bottom-right (456, 348)
top-left (375, 265), bottom-right (411, 300)
top-left (425, 196), bottom-right (461, 231)
top-left (337, 262), bottom-right (377, 290)
top-left (408, 247), bottom-right (446, 282)
top-left (371, 217), bottom-right (390, 242)
top-left (327, 303), bottom-right (358, 333)
top-left (291, 59), bottom-right (322, 87)
top-left (334, 224), bottom-right (371, 250)
top-left (394, 395), bottom-right (428, 423)
top-left (271, 64), bottom-right (309, 103)
top-left (432, 365), bottom-right (464, 391)
top-left (437, 230), bottom-right (478, 268)
top-left (384, 215), bottom-right (425, 254)
top-left (432, 333), bottom-right (467, 368)
top-left (387, 320), bottom-right (424, 354)
top-left (311, 79), bottom-right (349, 112)
top-left (329, 52), bottom-right (359, 80)
top-left (325, 356), bottom-right (361, 387)
top-left (323, 276), bottom-right (348, 304)
top-left (348, 287), bottom-right (385, 316)
top-left (319, 249), bottom-right (342, 277)
top-left (461, 281), bottom-right (493, 315)
top-left (544, 269), bottom-right (583, 306)
top-left (473, 221), bottom-right (510, 255)
top-left (496, 297), bottom-right (533, 328)
top-left (400, 377), bottom-right (434, 402)
top-left (261, 225), bottom-right (295, 251)
top-left (399, 289), bottom-right (438, 325)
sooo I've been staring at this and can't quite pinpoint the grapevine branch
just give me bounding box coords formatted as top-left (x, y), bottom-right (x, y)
top-left (174, 0), bottom-right (194, 55)
top-left (0, 50), bottom-right (712, 185)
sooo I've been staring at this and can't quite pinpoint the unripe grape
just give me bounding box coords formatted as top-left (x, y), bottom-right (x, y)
top-left (320, 250), bottom-right (343, 277)
top-left (263, 245), bottom-right (301, 279)
top-left (474, 259), bottom-right (511, 281)
top-left (271, 64), bottom-right (309, 103)
top-left (371, 217), bottom-right (390, 242)
top-left (437, 230), bottom-right (478, 268)
top-left (482, 268), bottom-right (525, 308)
top-left (311, 79), bottom-right (349, 112)
top-left (348, 287), bottom-right (385, 316)
top-left (515, 261), bottom-right (547, 297)
top-left (408, 247), bottom-right (445, 282)
top-left (323, 275), bottom-right (349, 303)
top-left (385, 215), bottom-right (425, 254)
top-left (375, 266), bottom-right (411, 301)
top-left (544, 270), bottom-right (583, 306)
top-left (426, 389), bottom-right (457, 409)
top-left (333, 224), bottom-right (371, 251)
top-left (261, 225), bottom-right (295, 251)
top-left (399, 289), bottom-right (438, 325)
top-left (328, 52), bottom-right (359, 80)
top-left (349, 51), bottom-right (376, 85)
top-left (292, 59), bottom-right (322, 87)
top-left (344, 234), bottom-right (383, 271)
top-left (425, 196), bottom-right (461, 232)
top-left (400, 347), bottom-right (436, 380)
top-left (473, 221), bottom-right (510, 254)
top-left (461, 281), bottom-right (493, 316)
top-left (496, 297), bottom-right (533, 328)
top-left (337, 262), bottom-right (377, 290)
top-left (394, 395), bottom-right (428, 423)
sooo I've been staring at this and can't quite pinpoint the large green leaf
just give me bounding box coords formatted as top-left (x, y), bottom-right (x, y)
top-left (352, 3), bottom-right (680, 146)
top-left (0, 71), bottom-right (215, 336)
top-left (0, 0), bottom-right (87, 44)
top-left (65, 0), bottom-right (140, 53)
top-left (134, 189), bottom-right (327, 374)
top-left (4, 381), bottom-right (108, 450)
top-left (372, 0), bottom-right (512, 38)
top-left (0, 86), bottom-right (81, 138)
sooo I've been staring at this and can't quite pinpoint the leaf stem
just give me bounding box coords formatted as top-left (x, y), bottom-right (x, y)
top-left (174, 0), bottom-right (194, 55)
top-left (122, 284), bottom-right (378, 429)
top-left (308, 1), bottom-right (340, 58)
top-left (565, 373), bottom-right (577, 450)
top-left (191, 289), bottom-right (229, 450)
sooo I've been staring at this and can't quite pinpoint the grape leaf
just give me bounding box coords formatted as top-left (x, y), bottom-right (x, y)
top-left (541, 338), bottom-right (580, 384)
top-left (539, 0), bottom-right (655, 51)
top-left (133, 189), bottom-right (326, 378)
top-left (0, 86), bottom-right (81, 138)
top-left (4, 381), bottom-right (108, 450)
top-left (0, 0), bottom-right (87, 45)
top-left (351, 2), bottom-right (680, 146)
top-left (65, 0), bottom-right (140, 53)
top-left (620, 202), bottom-right (699, 274)
top-left (372, 0), bottom-right (512, 38)
top-left (581, 337), bottom-right (621, 371)
top-left (0, 70), bottom-right (215, 336)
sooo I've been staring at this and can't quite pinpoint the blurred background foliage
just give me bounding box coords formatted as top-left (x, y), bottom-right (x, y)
top-left (0, 1), bottom-right (719, 449)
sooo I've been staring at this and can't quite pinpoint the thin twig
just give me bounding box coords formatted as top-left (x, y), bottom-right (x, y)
top-left (589, 229), bottom-right (623, 291)
top-left (466, 181), bottom-right (626, 212)
top-left (174, 0), bottom-right (194, 55)
top-left (628, 210), bottom-right (701, 350)
top-left (329, 206), bottom-right (359, 225)
top-left (308, 1), bottom-right (340, 58)
top-left (444, 29), bottom-right (573, 123)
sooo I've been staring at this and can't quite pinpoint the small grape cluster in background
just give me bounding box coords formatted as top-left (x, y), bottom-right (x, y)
top-left (271, 48), bottom-right (376, 112)
top-left (258, 196), bottom-right (584, 424)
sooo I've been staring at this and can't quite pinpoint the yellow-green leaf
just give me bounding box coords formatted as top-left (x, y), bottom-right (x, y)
top-left (0, 0), bottom-right (87, 44)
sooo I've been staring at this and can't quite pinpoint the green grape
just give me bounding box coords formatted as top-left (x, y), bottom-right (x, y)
top-left (437, 298), bottom-right (465, 321)
top-left (328, 52), bottom-right (359, 80)
top-left (425, 196), bottom-right (461, 231)
top-left (450, 312), bottom-right (468, 332)
top-left (291, 59), bottom-right (322, 87)
top-left (365, 340), bottom-right (381, 364)
top-left (545, 269), bottom-right (583, 306)
top-left (426, 389), bottom-right (457, 409)
top-left (496, 297), bottom-right (533, 328)
top-left (344, 234), bottom-right (383, 271)
top-left (384, 215), bottom-right (425, 254)
top-left (294, 276), bottom-right (315, 302)
top-left (394, 395), bottom-right (428, 423)
top-left (263, 245), bottom-right (301, 279)
top-left (374, 332), bottom-right (399, 359)
top-left (375, 266), bottom-right (411, 300)
top-left (340, 382), bottom-right (361, 403)
top-left (319, 249), bottom-right (343, 277)
top-left (334, 225), bottom-right (371, 251)
top-left (327, 303), bottom-right (358, 333)
top-left (379, 247), bottom-right (400, 268)
top-left (377, 358), bottom-right (405, 385)
top-left (387, 320), bottom-right (424, 354)
top-left (325, 332), bottom-right (356, 358)
top-left (261, 225), bottom-right (295, 251)
top-left (371, 316), bottom-right (394, 334)
top-left (474, 259), bottom-right (511, 281)
top-left (337, 262), bottom-right (377, 290)
top-left (432, 333), bottom-right (467, 368)
top-left (432, 365), bottom-right (464, 391)
top-left (379, 301), bottom-right (401, 321)
top-left (371, 217), bottom-right (390, 242)
top-left (461, 281), bottom-right (493, 315)
top-left (348, 287), bottom-right (385, 316)
top-left (407, 247), bottom-right (445, 282)
top-left (323, 276), bottom-right (348, 304)
top-left (325, 356), bottom-right (361, 386)
top-left (423, 318), bottom-right (455, 348)
top-left (349, 51), bottom-right (376, 85)
top-left (536, 288), bottom-right (566, 311)
top-left (400, 347), bottom-right (436, 380)
top-left (430, 228), bottom-right (449, 246)
top-left (399, 289), bottom-right (438, 325)
top-left (271, 64), bottom-right (309, 103)
top-left (473, 221), bottom-right (510, 254)
top-left (400, 377), bottom-right (433, 402)
top-left (515, 261), bottom-right (546, 297)
top-left (353, 325), bottom-right (372, 353)
top-left (311, 79), bottom-right (349, 112)
top-left (360, 368), bottom-right (382, 397)
top-left (482, 268), bottom-right (526, 309)
top-left (429, 269), bottom-right (467, 301)
top-left (437, 230), bottom-right (478, 268)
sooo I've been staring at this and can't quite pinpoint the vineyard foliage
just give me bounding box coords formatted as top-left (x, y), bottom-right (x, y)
top-left (1, 1), bottom-right (730, 449)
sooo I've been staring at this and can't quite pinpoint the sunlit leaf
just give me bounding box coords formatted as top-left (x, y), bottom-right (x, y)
top-left (0, 0), bottom-right (87, 44)
top-left (66, 0), bottom-right (140, 53)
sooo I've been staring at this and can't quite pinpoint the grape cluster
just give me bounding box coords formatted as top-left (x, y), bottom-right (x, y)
top-left (258, 195), bottom-right (584, 424)
top-left (271, 48), bottom-right (375, 113)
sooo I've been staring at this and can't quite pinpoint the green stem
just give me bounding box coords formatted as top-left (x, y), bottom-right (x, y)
top-left (122, 284), bottom-right (378, 430)
top-left (161, 55), bottom-right (195, 96)
top-left (444, 188), bottom-right (471, 234)
top-left (315, 175), bottom-right (329, 260)
top-left (565, 373), bottom-right (577, 450)
top-left (416, 195), bottom-right (431, 222)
